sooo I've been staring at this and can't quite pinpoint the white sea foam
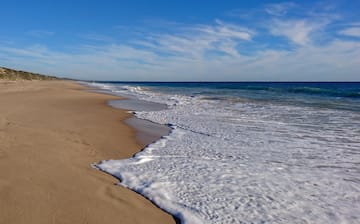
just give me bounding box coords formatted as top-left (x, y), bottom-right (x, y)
top-left (90, 82), bottom-right (360, 224)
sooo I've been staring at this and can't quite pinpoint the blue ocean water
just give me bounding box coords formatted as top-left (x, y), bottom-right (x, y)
top-left (95, 81), bottom-right (360, 111)
top-left (89, 82), bottom-right (360, 224)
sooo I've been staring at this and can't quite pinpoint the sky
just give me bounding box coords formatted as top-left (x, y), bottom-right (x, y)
top-left (0, 0), bottom-right (359, 81)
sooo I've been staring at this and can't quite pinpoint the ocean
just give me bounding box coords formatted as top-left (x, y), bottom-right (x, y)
top-left (87, 82), bottom-right (360, 224)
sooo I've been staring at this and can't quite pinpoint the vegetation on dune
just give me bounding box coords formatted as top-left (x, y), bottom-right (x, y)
top-left (0, 67), bottom-right (59, 80)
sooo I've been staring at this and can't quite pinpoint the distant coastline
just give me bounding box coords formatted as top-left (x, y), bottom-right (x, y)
top-left (0, 66), bottom-right (59, 80)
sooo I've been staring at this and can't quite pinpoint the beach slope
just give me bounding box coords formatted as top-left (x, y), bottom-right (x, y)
top-left (0, 80), bottom-right (174, 224)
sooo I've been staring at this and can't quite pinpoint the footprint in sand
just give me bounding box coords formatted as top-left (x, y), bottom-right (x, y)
top-left (0, 117), bottom-right (11, 130)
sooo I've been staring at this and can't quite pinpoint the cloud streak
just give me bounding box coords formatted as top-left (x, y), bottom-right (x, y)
top-left (269, 19), bottom-right (323, 45)
top-left (132, 20), bottom-right (254, 60)
top-left (340, 27), bottom-right (360, 38)
top-left (265, 2), bottom-right (297, 16)
top-left (26, 30), bottom-right (55, 38)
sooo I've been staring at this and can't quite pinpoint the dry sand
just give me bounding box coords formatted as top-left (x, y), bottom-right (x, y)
top-left (0, 80), bottom-right (175, 224)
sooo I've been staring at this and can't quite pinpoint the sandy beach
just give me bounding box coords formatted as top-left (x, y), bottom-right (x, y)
top-left (0, 80), bottom-right (174, 224)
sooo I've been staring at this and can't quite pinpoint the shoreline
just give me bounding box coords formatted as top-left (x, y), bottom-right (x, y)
top-left (82, 82), bottom-right (171, 147)
top-left (83, 82), bottom-right (179, 220)
top-left (0, 80), bottom-right (175, 224)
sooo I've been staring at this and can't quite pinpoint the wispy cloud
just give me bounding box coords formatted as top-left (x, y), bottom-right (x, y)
top-left (132, 20), bottom-right (254, 59)
top-left (264, 2), bottom-right (297, 16)
top-left (0, 44), bottom-right (51, 59)
top-left (26, 30), bottom-right (55, 38)
top-left (80, 33), bottom-right (115, 42)
top-left (269, 19), bottom-right (328, 46)
top-left (2, 36), bottom-right (359, 81)
top-left (339, 27), bottom-right (360, 38)
top-left (196, 20), bottom-right (253, 41)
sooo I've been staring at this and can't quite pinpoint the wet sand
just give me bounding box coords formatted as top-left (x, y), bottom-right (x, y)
top-left (0, 80), bottom-right (174, 224)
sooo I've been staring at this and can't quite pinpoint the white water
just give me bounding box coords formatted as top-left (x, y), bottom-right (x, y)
top-left (90, 82), bottom-right (360, 224)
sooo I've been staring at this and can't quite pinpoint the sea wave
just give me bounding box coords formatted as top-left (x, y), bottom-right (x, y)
top-left (88, 82), bottom-right (360, 224)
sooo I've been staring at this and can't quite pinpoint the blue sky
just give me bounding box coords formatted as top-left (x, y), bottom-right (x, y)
top-left (0, 0), bottom-right (359, 81)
